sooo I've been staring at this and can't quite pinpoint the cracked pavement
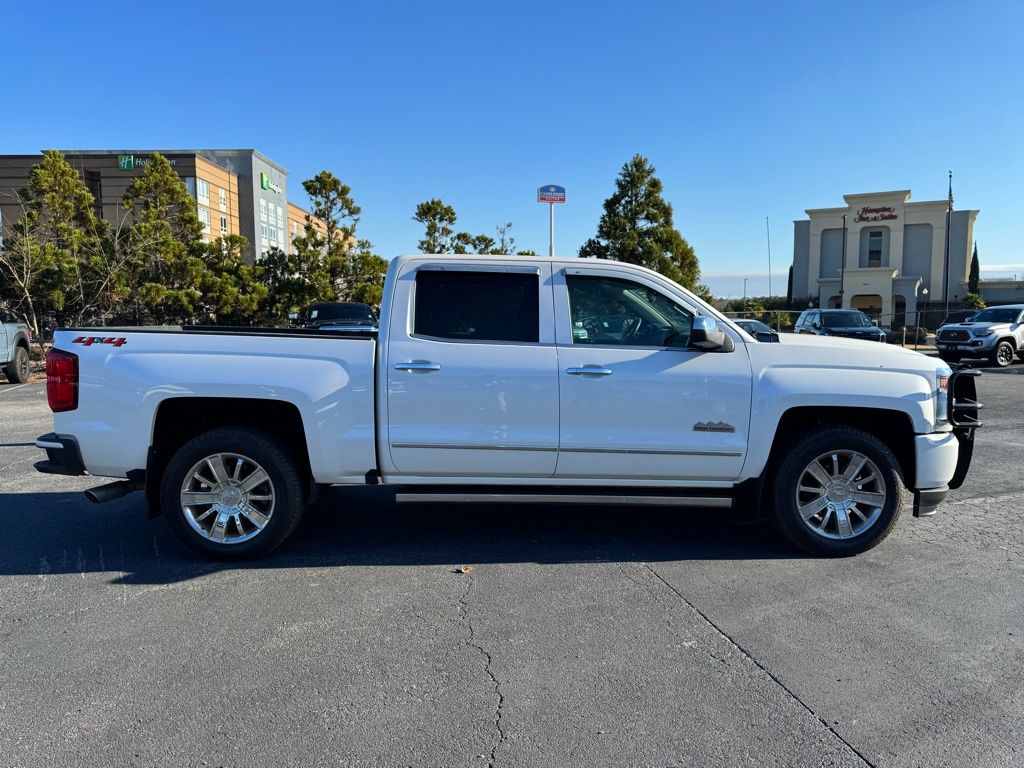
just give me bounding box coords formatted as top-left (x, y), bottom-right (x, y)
top-left (1, 369), bottom-right (1022, 767)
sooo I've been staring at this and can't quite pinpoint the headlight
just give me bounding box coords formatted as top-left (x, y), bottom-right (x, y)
top-left (973, 328), bottom-right (994, 337)
top-left (935, 367), bottom-right (951, 427)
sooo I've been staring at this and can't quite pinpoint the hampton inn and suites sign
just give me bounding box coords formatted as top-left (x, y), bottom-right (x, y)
top-left (854, 205), bottom-right (897, 223)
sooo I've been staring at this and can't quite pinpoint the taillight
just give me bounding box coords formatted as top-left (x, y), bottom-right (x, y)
top-left (46, 348), bottom-right (78, 412)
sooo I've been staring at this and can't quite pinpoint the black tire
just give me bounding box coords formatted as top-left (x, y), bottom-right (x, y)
top-left (4, 345), bottom-right (30, 384)
top-left (159, 427), bottom-right (306, 559)
top-left (771, 427), bottom-right (907, 557)
top-left (990, 340), bottom-right (1015, 368)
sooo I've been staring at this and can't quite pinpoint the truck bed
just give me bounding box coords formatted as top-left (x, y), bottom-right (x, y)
top-left (51, 326), bottom-right (378, 483)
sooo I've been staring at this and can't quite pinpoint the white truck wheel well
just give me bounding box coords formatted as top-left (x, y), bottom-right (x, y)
top-left (764, 406), bottom-right (916, 495)
top-left (146, 397), bottom-right (312, 517)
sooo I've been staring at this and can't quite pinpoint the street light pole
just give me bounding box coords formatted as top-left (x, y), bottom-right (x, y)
top-left (943, 170), bottom-right (953, 315)
top-left (743, 277), bottom-right (748, 314)
top-left (840, 214), bottom-right (847, 308)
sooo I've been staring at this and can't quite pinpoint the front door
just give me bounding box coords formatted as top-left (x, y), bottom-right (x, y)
top-left (384, 262), bottom-right (559, 479)
top-left (553, 268), bottom-right (752, 482)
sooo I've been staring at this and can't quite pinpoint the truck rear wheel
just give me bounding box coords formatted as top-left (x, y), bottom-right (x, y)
top-left (159, 427), bottom-right (306, 559)
top-left (771, 427), bottom-right (906, 557)
top-left (5, 345), bottom-right (30, 383)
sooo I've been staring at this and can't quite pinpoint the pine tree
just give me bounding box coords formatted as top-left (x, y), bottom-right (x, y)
top-left (121, 153), bottom-right (205, 323)
top-left (578, 154), bottom-right (703, 292)
top-left (302, 171), bottom-right (361, 254)
top-left (413, 199), bottom-right (457, 253)
top-left (968, 242), bottom-right (980, 294)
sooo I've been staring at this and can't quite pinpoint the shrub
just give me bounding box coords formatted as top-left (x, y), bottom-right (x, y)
top-left (888, 326), bottom-right (929, 345)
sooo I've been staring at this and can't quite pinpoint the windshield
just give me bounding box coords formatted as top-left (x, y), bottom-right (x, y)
top-left (969, 307), bottom-right (1021, 324)
top-left (307, 303), bottom-right (377, 324)
top-left (822, 311), bottom-right (872, 328)
top-left (739, 320), bottom-right (772, 334)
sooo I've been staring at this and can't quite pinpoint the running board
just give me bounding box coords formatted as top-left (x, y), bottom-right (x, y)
top-left (394, 492), bottom-right (733, 508)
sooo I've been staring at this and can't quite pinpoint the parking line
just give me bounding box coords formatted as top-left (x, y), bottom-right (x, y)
top-left (0, 383), bottom-right (31, 396)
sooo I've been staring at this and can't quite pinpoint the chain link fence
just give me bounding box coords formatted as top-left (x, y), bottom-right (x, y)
top-left (722, 304), bottom-right (984, 349)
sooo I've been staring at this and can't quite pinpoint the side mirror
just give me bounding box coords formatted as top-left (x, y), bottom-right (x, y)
top-left (689, 316), bottom-right (734, 352)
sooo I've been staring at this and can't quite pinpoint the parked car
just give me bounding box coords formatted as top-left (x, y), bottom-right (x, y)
top-left (0, 313), bottom-right (31, 383)
top-left (935, 303), bottom-right (1024, 367)
top-left (35, 255), bottom-right (981, 560)
top-left (939, 309), bottom-right (978, 327)
top-left (734, 319), bottom-right (780, 343)
top-left (794, 309), bottom-right (887, 342)
top-left (304, 302), bottom-right (378, 332)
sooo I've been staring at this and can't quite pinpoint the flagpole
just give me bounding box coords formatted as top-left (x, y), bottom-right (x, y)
top-left (943, 170), bottom-right (953, 315)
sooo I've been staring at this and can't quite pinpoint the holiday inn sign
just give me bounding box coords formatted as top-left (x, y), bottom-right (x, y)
top-left (116, 154), bottom-right (177, 171)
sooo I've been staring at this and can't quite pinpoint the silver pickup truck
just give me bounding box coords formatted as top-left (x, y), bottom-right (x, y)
top-left (936, 304), bottom-right (1024, 367)
top-left (1, 314), bottom-right (31, 384)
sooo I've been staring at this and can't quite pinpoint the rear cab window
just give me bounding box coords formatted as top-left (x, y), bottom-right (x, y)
top-left (413, 270), bottom-right (540, 343)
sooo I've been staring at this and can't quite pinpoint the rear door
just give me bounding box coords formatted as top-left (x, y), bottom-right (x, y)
top-left (383, 261), bottom-right (559, 479)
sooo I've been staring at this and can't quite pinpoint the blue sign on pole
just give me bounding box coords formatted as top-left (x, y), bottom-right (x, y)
top-left (537, 185), bottom-right (566, 203)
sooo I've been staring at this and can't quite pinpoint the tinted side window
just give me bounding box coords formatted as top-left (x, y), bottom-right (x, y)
top-left (414, 270), bottom-right (539, 343)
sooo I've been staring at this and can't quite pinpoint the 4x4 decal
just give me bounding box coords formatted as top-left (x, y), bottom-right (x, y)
top-left (72, 336), bottom-right (128, 347)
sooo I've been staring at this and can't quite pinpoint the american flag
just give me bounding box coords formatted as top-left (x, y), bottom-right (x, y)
top-left (947, 170), bottom-right (954, 212)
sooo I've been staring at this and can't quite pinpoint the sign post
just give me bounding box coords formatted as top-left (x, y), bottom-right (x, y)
top-left (537, 185), bottom-right (566, 257)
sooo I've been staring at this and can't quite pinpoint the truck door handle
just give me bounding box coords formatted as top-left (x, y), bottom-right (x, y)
top-left (394, 361), bottom-right (441, 371)
top-left (566, 366), bottom-right (613, 376)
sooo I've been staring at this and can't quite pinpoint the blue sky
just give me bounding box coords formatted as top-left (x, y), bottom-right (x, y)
top-left (3, 1), bottom-right (1021, 296)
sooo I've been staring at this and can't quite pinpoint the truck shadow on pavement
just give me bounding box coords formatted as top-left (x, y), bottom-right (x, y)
top-left (0, 486), bottom-right (801, 585)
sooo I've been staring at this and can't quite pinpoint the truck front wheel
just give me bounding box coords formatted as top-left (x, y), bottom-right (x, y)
top-left (772, 427), bottom-right (906, 556)
top-left (991, 340), bottom-right (1015, 368)
top-left (159, 427), bottom-right (306, 559)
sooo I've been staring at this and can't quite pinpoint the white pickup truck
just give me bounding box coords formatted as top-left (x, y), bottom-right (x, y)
top-left (35, 255), bottom-right (982, 559)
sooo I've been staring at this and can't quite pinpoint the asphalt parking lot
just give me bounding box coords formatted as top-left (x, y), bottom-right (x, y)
top-left (1, 370), bottom-right (1022, 768)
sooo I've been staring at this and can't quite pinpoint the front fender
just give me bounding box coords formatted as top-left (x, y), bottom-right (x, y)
top-left (741, 365), bottom-right (936, 481)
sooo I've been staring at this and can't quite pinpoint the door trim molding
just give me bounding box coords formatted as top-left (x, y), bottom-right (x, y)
top-left (390, 443), bottom-right (740, 457)
top-left (560, 447), bottom-right (742, 457)
top-left (391, 442), bottom-right (557, 452)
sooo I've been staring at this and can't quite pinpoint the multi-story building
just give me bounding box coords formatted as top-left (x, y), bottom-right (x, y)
top-left (286, 201), bottom-right (337, 254)
top-left (0, 149), bottom-right (314, 264)
top-left (791, 190), bottom-right (979, 325)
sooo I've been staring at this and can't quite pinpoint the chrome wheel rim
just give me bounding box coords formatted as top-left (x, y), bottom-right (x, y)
top-left (997, 344), bottom-right (1013, 365)
top-left (795, 450), bottom-right (885, 540)
top-left (180, 452), bottom-right (275, 544)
